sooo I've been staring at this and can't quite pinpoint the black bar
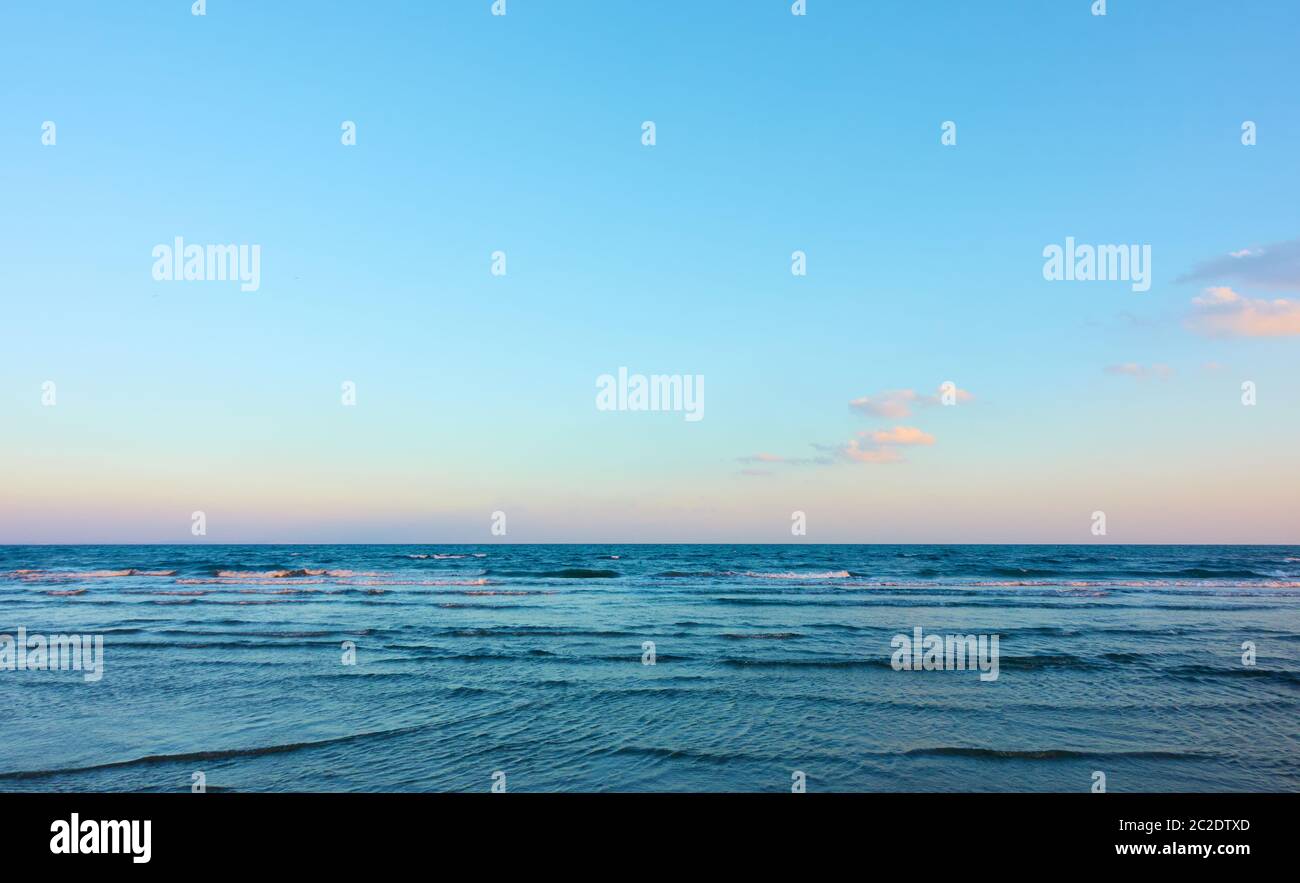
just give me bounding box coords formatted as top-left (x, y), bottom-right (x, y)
top-left (2, 792), bottom-right (1286, 868)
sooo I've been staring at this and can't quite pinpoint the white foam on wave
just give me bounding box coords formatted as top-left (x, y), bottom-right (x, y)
top-left (214, 569), bottom-right (375, 579)
top-left (745, 570), bottom-right (851, 580)
top-left (10, 569), bottom-right (177, 580)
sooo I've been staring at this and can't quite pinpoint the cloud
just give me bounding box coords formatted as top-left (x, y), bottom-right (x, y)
top-left (1104, 363), bottom-right (1143, 376)
top-left (736, 451), bottom-right (835, 468)
top-left (1104, 362), bottom-right (1173, 379)
top-left (849, 384), bottom-right (973, 418)
top-left (925, 384), bottom-right (974, 406)
top-left (1176, 239), bottom-right (1300, 292)
top-left (816, 425), bottom-right (937, 465)
top-left (747, 382), bottom-right (959, 474)
top-left (838, 440), bottom-right (905, 464)
top-left (864, 426), bottom-right (935, 446)
top-left (737, 452), bottom-right (786, 463)
top-left (1187, 286), bottom-right (1300, 337)
top-left (849, 389), bottom-right (918, 418)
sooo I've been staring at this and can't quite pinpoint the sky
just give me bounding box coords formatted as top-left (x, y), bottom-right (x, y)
top-left (1, 0), bottom-right (1298, 544)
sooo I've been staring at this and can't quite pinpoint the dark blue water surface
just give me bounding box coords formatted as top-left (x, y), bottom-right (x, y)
top-left (1, 544), bottom-right (1297, 792)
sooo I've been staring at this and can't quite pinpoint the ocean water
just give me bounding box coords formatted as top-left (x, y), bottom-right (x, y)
top-left (1, 544), bottom-right (1297, 793)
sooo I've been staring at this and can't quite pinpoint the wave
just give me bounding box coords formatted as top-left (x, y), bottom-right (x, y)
top-left (711, 595), bottom-right (1284, 612)
top-left (947, 565), bottom-right (1278, 580)
top-left (9, 569), bottom-right (176, 580)
top-left (653, 569), bottom-right (853, 581)
top-left (721, 632), bottom-right (804, 640)
top-left (449, 627), bottom-right (635, 638)
top-left (998, 654), bottom-right (1098, 671)
top-left (437, 602), bottom-right (534, 609)
top-left (107, 639), bottom-right (333, 651)
top-left (215, 569), bottom-right (375, 579)
top-left (745, 570), bottom-right (851, 580)
top-left (654, 570), bottom-right (736, 578)
top-left (353, 578), bottom-right (490, 587)
top-left (1165, 665), bottom-right (1299, 685)
top-left (486, 568), bottom-right (620, 579)
top-left (145, 627), bottom-right (347, 639)
top-left (721, 657), bottom-right (889, 669)
top-left (0, 723), bottom-right (433, 781)
top-left (178, 578), bottom-right (325, 587)
top-left (591, 744), bottom-right (773, 765)
top-left (170, 577), bottom-right (491, 589)
top-left (904, 746), bottom-right (1215, 761)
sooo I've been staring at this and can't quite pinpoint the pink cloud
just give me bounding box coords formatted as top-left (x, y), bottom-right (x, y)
top-left (865, 426), bottom-right (935, 446)
top-left (923, 383), bottom-right (974, 406)
top-left (849, 389), bottom-right (917, 418)
top-left (832, 425), bottom-right (936, 463)
top-left (850, 383), bottom-right (973, 418)
top-left (738, 452), bottom-right (786, 463)
top-left (1188, 286), bottom-right (1300, 337)
top-left (748, 382), bottom-right (958, 473)
top-left (840, 440), bottom-right (905, 464)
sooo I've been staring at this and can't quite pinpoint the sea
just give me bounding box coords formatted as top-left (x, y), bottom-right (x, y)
top-left (1, 544), bottom-right (1297, 792)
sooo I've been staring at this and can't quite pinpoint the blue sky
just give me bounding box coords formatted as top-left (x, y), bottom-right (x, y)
top-left (2, 1), bottom-right (1298, 542)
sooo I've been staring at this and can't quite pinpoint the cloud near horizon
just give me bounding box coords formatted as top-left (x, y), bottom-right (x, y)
top-left (740, 423), bottom-right (935, 472)
top-left (1186, 286), bottom-right (1300, 337)
top-left (739, 383), bottom-right (960, 474)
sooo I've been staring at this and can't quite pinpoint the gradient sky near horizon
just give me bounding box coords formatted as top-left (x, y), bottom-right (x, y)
top-left (2, 1), bottom-right (1298, 543)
